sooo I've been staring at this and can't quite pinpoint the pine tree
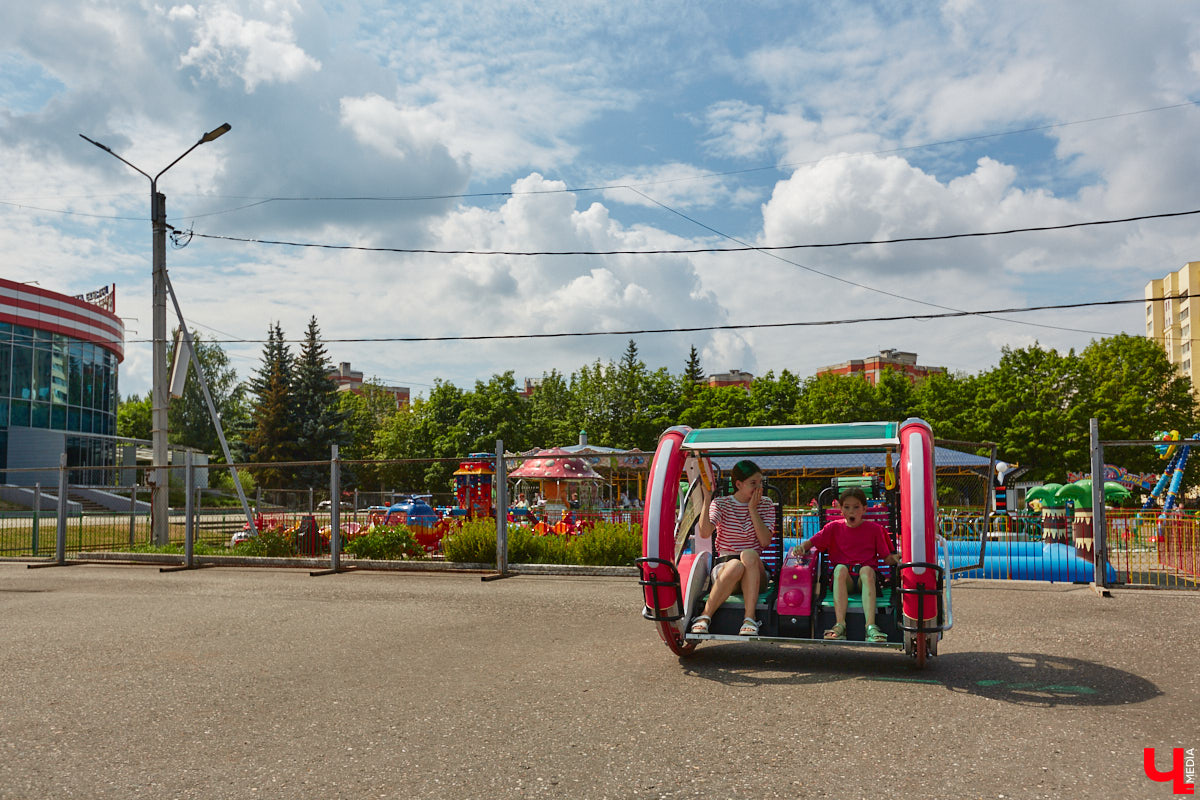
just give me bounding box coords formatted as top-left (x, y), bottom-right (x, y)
top-left (681, 344), bottom-right (705, 405)
top-left (246, 323), bottom-right (298, 489)
top-left (684, 345), bottom-right (705, 385)
top-left (293, 316), bottom-right (345, 469)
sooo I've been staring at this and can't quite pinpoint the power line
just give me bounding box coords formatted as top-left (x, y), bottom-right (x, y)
top-left (185, 206), bottom-right (1200, 256)
top-left (623, 187), bottom-right (1114, 338)
top-left (123, 295), bottom-right (1163, 345)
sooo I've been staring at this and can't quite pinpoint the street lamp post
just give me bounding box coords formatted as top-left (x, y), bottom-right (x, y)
top-left (81, 123), bottom-right (231, 545)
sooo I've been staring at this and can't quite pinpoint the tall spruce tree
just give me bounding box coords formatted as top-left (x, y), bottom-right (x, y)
top-left (247, 322), bottom-right (298, 488)
top-left (684, 345), bottom-right (705, 384)
top-left (293, 316), bottom-right (346, 472)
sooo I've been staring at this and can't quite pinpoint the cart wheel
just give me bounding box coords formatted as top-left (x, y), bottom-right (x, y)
top-left (914, 632), bottom-right (927, 669)
top-left (659, 622), bottom-right (697, 657)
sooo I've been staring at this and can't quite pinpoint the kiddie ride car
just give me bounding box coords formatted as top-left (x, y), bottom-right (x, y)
top-left (635, 420), bottom-right (952, 668)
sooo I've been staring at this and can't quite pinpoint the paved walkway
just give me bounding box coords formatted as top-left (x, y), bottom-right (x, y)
top-left (0, 564), bottom-right (1195, 799)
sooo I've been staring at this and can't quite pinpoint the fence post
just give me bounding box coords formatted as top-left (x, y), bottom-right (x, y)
top-left (1089, 418), bottom-right (1109, 591)
top-left (129, 486), bottom-right (137, 549)
top-left (56, 451), bottom-right (67, 564)
top-left (494, 440), bottom-right (509, 576)
top-left (311, 445), bottom-right (347, 577)
top-left (184, 451), bottom-right (195, 568)
top-left (330, 445), bottom-right (341, 571)
top-left (308, 487), bottom-right (314, 514)
top-left (32, 483), bottom-right (40, 557)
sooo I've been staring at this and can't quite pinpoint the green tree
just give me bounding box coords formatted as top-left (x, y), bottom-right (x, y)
top-left (338, 382), bottom-right (400, 488)
top-left (373, 380), bottom-right (469, 494)
top-left (642, 366), bottom-right (682, 448)
top-left (748, 369), bottom-right (801, 426)
top-left (611, 339), bottom-right (652, 448)
top-left (678, 384), bottom-right (751, 429)
top-left (569, 361), bottom-right (609, 444)
top-left (526, 370), bottom-right (576, 447)
top-left (910, 371), bottom-right (982, 442)
top-left (293, 316), bottom-right (346, 473)
top-left (972, 344), bottom-right (1080, 482)
top-left (246, 323), bottom-right (298, 488)
top-left (1074, 333), bottom-right (1198, 475)
top-left (459, 372), bottom-right (529, 453)
top-left (795, 373), bottom-right (880, 424)
top-left (117, 392), bottom-right (152, 440)
top-left (683, 345), bottom-right (705, 385)
top-left (872, 368), bottom-right (915, 423)
top-left (166, 331), bottom-right (249, 459)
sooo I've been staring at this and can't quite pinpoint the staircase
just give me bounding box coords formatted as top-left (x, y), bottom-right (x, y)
top-left (68, 492), bottom-right (117, 513)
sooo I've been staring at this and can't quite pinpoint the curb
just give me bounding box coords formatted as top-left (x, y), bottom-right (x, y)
top-left (4, 552), bottom-right (638, 578)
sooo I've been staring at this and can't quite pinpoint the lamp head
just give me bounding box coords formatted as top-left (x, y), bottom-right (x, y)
top-left (200, 123), bottom-right (231, 143)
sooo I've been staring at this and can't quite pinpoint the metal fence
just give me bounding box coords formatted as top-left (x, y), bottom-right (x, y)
top-left (5, 434), bottom-right (1196, 590)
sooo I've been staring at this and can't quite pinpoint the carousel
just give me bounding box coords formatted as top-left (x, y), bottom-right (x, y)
top-left (507, 447), bottom-right (603, 532)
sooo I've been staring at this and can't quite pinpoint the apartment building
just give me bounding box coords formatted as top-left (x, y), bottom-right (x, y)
top-left (1145, 261), bottom-right (1200, 394)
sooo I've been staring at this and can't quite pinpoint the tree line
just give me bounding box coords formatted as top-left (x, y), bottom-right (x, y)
top-left (118, 330), bottom-right (1197, 493)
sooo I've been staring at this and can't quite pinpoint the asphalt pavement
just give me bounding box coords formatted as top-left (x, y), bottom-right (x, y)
top-left (0, 563), bottom-right (1196, 799)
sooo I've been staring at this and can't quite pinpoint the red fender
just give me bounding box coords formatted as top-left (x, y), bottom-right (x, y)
top-left (899, 418), bottom-right (938, 623)
top-left (640, 427), bottom-right (690, 650)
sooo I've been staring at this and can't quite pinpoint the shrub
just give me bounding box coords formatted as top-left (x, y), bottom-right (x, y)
top-left (129, 541), bottom-right (225, 556)
top-left (234, 525), bottom-right (296, 557)
top-left (440, 519), bottom-right (498, 564)
top-left (571, 522), bottom-right (642, 566)
top-left (508, 527), bottom-right (569, 564)
top-left (440, 519), bottom-right (642, 566)
top-left (343, 525), bottom-right (426, 560)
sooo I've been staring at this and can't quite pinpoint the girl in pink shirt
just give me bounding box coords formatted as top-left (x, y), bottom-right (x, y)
top-left (794, 486), bottom-right (900, 642)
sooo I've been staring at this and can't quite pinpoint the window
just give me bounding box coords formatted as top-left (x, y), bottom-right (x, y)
top-left (33, 348), bottom-right (51, 401)
top-left (10, 344), bottom-right (31, 399)
top-left (68, 342), bottom-right (82, 405)
top-left (31, 402), bottom-right (49, 428)
top-left (1147, 304), bottom-right (1154, 317)
top-left (10, 399), bottom-right (29, 426)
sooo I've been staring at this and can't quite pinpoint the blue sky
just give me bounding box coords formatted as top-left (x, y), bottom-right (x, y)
top-left (2, 0), bottom-right (1199, 397)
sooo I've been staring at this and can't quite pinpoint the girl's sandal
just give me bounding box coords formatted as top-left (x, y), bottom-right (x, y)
top-left (688, 615), bottom-right (711, 634)
top-left (823, 622), bottom-right (847, 640)
top-left (865, 624), bottom-right (887, 643)
top-left (738, 618), bottom-right (761, 636)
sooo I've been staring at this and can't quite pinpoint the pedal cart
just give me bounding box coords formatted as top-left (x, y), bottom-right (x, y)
top-left (636, 420), bottom-right (951, 667)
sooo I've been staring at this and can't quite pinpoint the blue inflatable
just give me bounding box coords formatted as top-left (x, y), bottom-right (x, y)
top-left (782, 536), bottom-right (1115, 583)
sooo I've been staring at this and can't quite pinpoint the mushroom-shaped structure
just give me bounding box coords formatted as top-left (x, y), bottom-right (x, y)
top-left (508, 447), bottom-right (602, 506)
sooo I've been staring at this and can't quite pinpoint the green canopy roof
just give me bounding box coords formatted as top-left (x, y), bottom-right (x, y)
top-left (681, 422), bottom-right (901, 455)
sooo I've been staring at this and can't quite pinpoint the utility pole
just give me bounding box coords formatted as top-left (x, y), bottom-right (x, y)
top-left (81, 123), bottom-right (231, 545)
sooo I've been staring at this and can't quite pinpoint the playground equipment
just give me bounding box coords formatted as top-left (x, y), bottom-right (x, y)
top-left (454, 455), bottom-right (496, 519)
top-left (1142, 431), bottom-right (1200, 515)
top-left (508, 448), bottom-right (602, 509)
top-left (636, 420), bottom-right (951, 668)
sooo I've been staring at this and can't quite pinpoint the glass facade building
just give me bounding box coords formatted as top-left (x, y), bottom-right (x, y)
top-left (0, 279), bottom-right (124, 485)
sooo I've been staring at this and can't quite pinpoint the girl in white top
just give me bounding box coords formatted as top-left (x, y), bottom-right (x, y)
top-left (689, 460), bottom-right (775, 636)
